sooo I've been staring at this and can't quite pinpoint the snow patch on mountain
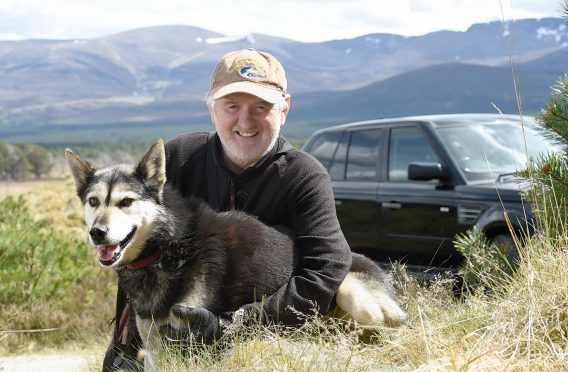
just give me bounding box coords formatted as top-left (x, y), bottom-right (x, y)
top-left (364, 36), bottom-right (381, 44)
top-left (536, 24), bottom-right (567, 43)
top-left (205, 34), bottom-right (256, 44)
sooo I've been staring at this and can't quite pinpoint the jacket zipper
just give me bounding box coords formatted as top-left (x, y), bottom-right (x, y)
top-left (229, 179), bottom-right (236, 210)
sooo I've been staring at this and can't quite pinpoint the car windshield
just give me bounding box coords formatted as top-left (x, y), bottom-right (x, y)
top-left (436, 119), bottom-right (565, 182)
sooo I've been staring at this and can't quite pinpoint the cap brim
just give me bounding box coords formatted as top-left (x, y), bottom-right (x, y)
top-left (211, 81), bottom-right (284, 104)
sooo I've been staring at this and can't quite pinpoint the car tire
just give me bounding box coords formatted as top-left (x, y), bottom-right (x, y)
top-left (490, 233), bottom-right (519, 265)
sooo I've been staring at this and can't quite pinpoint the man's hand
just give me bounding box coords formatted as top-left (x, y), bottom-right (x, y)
top-left (161, 305), bottom-right (222, 345)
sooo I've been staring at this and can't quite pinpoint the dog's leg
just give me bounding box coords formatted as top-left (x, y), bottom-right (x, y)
top-left (336, 272), bottom-right (406, 328)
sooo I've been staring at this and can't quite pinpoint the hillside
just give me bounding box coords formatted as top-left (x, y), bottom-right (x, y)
top-left (0, 18), bottom-right (566, 141)
top-left (287, 50), bottom-right (567, 134)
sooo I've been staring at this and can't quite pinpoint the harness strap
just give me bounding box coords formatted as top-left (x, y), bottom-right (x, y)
top-left (117, 302), bottom-right (130, 344)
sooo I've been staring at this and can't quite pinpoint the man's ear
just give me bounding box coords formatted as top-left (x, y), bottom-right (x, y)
top-left (65, 149), bottom-right (97, 196)
top-left (208, 99), bottom-right (218, 129)
top-left (280, 94), bottom-right (291, 127)
top-left (137, 139), bottom-right (167, 193)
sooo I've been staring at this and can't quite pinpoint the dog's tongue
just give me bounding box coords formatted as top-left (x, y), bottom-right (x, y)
top-left (97, 244), bottom-right (120, 261)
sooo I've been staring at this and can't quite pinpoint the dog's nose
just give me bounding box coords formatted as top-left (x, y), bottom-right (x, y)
top-left (89, 227), bottom-right (108, 243)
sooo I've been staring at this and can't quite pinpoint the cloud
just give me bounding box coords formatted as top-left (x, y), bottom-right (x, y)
top-left (0, 0), bottom-right (562, 42)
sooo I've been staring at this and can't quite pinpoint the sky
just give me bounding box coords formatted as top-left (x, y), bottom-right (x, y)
top-left (0, 0), bottom-right (564, 42)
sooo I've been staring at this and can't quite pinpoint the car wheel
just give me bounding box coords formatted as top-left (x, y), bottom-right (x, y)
top-left (490, 233), bottom-right (519, 265)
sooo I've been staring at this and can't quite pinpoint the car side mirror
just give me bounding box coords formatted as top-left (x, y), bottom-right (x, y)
top-left (408, 162), bottom-right (451, 182)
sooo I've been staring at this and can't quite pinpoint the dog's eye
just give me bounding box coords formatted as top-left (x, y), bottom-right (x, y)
top-left (119, 198), bottom-right (134, 208)
top-left (88, 197), bottom-right (99, 207)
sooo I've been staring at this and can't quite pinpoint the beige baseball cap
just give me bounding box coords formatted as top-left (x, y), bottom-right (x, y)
top-left (210, 48), bottom-right (287, 104)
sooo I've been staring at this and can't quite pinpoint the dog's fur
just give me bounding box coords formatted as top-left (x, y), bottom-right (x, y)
top-left (65, 139), bottom-right (406, 369)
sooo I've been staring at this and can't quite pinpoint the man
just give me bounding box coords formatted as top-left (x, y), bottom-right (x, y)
top-left (105, 48), bottom-right (351, 370)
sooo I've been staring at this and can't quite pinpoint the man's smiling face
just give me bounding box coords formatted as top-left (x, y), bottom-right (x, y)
top-left (210, 92), bottom-right (290, 173)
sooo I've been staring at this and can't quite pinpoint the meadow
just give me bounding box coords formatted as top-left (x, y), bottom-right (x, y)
top-left (0, 175), bottom-right (566, 371)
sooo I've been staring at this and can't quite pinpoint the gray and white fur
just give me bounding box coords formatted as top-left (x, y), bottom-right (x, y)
top-left (65, 139), bottom-right (406, 370)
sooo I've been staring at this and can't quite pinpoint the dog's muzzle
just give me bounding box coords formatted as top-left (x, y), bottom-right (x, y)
top-left (93, 226), bottom-right (137, 266)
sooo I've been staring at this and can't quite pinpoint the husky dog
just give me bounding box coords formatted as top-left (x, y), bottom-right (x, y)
top-left (65, 139), bottom-right (405, 369)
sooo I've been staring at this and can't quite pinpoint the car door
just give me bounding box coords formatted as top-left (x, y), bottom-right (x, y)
top-left (377, 124), bottom-right (463, 267)
top-left (331, 128), bottom-right (383, 252)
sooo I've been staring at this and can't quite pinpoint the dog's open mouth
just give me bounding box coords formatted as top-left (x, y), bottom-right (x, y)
top-left (97, 227), bottom-right (137, 265)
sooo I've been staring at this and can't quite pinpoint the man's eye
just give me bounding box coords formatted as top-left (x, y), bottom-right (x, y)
top-left (88, 197), bottom-right (99, 207)
top-left (119, 198), bottom-right (134, 208)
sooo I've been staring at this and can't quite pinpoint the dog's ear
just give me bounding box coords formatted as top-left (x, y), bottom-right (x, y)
top-left (65, 149), bottom-right (97, 196)
top-left (137, 139), bottom-right (166, 193)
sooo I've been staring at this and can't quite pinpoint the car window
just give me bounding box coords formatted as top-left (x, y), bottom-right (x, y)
top-left (388, 126), bottom-right (439, 181)
top-left (307, 132), bottom-right (342, 169)
top-left (329, 131), bottom-right (349, 180)
top-left (346, 129), bottom-right (382, 181)
top-left (436, 122), bottom-right (565, 181)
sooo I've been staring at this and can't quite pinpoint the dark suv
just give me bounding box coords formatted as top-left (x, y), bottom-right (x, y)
top-left (302, 114), bottom-right (563, 276)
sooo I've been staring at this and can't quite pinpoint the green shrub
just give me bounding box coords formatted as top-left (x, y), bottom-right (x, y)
top-left (0, 195), bottom-right (115, 353)
top-left (454, 228), bottom-right (518, 290)
top-left (0, 196), bottom-right (91, 303)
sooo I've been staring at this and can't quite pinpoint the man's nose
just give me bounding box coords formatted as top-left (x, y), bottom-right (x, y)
top-left (237, 107), bottom-right (256, 127)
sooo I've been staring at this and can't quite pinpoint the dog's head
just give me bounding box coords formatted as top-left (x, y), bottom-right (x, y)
top-left (65, 139), bottom-right (167, 268)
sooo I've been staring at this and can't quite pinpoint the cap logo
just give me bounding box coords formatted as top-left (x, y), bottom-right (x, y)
top-left (231, 58), bottom-right (266, 80)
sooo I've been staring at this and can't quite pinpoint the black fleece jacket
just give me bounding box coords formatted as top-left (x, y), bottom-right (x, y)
top-left (165, 132), bottom-right (352, 324)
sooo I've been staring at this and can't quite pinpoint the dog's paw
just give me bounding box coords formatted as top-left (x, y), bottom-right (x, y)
top-left (336, 272), bottom-right (406, 328)
top-left (377, 293), bottom-right (406, 327)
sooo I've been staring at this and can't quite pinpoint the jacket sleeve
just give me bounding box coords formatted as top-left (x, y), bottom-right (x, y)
top-left (242, 155), bottom-right (352, 325)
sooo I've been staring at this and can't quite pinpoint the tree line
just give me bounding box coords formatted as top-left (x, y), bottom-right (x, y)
top-left (0, 142), bottom-right (54, 180)
top-left (0, 140), bottom-right (158, 181)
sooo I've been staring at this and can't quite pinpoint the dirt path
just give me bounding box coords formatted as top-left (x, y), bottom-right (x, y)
top-left (0, 354), bottom-right (95, 372)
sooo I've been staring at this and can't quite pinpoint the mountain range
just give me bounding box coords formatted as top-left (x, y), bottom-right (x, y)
top-left (0, 17), bottom-right (566, 140)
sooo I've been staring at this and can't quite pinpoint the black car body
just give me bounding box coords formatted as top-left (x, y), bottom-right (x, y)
top-left (302, 114), bottom-right (563, 276)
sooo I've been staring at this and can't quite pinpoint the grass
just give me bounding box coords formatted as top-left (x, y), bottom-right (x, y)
top-left (0, 179), bottom-right (566, 370)
top-left (0, 179), bottom-right (115, 360)
top-left (0, 180), bottom-right (66, 199)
